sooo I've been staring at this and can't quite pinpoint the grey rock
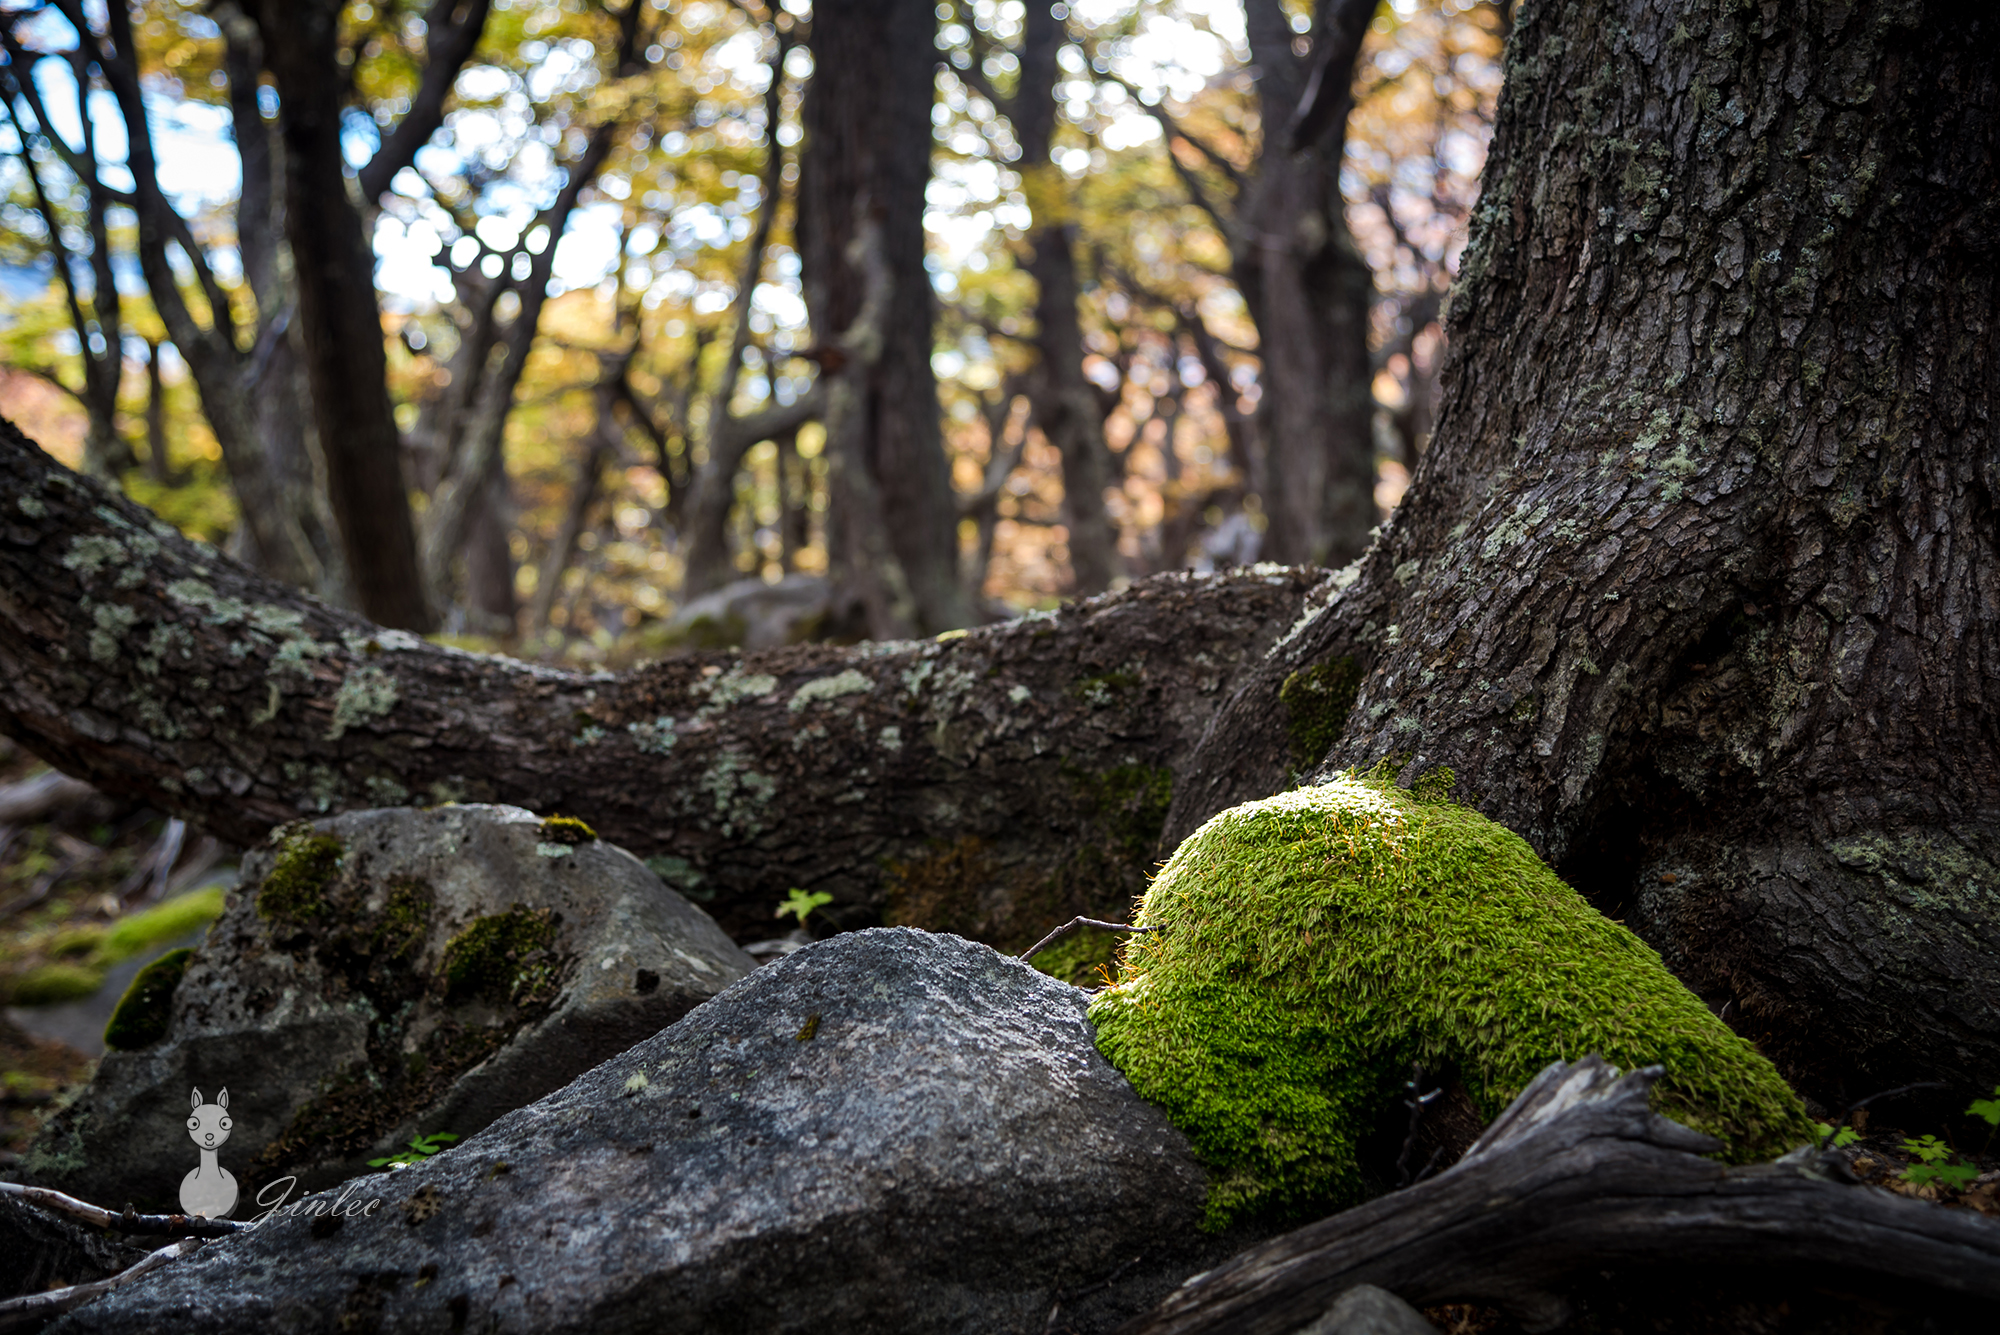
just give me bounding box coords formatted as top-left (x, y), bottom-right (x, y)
top-left (662, 572), bottom-right (830, 649)
top-left (25, 805), bottom-right (752, 1211)
top-left (52, 929), bottom-right (1223, 1335)
top-left (1294, 1284), bottom-right (1440, 1335)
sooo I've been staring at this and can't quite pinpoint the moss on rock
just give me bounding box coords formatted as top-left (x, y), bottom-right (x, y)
top-left (440, 907), bottom-right (560, 1006)
top-left (1088, 770), bottom-right (1816, 1230)
top-left (259, 827), bottom-right (344, 922)
top-left (103, 947), bottom-right (193, 1051)
top-left (538, 815), bottom-right (597, 846)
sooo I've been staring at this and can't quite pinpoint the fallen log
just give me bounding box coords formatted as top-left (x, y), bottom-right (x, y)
top-left (1120, 1057), bottom-right (2000, 1335)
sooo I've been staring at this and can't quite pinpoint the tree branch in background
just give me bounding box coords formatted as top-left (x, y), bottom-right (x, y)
top-left (681, 22), bottom-right (812, 598)
top-left (1288, 0), bottom-right (1379, 152)
top-left (355, 0), bottom-right (495, 203)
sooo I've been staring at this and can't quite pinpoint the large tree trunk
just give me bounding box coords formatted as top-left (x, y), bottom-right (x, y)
top-left (0, 414), bottom-right (1310, 947)
top-left (1235, 0), bottom-right (1378, 569)
top-left (250, 0), bottom-right (433, 632)
top-left (798, 0), bottom-right (974, 635)
top-left (1016, 1), bottom-right (1120, 597)
top-left (1170, 0), bottom-right (2000, 1105)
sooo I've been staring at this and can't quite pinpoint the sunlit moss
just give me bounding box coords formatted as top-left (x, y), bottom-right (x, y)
top-left (1090, 769), bottom-right (1816, 1230)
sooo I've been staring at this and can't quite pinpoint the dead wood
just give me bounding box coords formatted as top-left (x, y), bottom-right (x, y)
top-left (1119, 1057), bottom-right (2000, 1335)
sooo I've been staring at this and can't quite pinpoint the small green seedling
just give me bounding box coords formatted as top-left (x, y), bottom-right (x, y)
top-left (1899, 1133), bottom-right (1978, 1192)
top-left (775, 888), bottom-right (832, 930)
top-left (1970, 1085), bottom-right (2000, 1152)
top-left (369, 1131), bottom-right (460, 1170)
top-left (1814, 1121), bottom-right (1861, 1150)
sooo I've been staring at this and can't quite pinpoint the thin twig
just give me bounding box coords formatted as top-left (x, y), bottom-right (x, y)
top-left (1017, 917), bottom-right (1163, 964)
top-left (0, 1181), bottom-right (251, 1239)
top-left (0, 1237), bottom-right (202, 1331)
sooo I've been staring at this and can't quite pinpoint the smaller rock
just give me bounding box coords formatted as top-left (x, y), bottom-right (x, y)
top-left (1293, 1284), bottom-right (1439, 1335)
top-left (27, 805), bottom-right (753, 1210)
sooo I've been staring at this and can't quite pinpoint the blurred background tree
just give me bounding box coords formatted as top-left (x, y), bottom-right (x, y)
top-left (0, 0), bottom-right (1503, 659)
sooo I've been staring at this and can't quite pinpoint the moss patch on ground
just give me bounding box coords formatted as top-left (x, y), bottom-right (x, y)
top-left (102, 946), bottom-right (193, 1050)
top-left (0, 886), bottom-right (224, 1006)
top-left (1088, 770), bottom-right (1816, 1230)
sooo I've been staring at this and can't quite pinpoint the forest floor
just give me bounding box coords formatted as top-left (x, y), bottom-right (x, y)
top-left (0, 736), bottom-right (235, 1168)
top-left (0, 736), bottom-right (1992, 1280)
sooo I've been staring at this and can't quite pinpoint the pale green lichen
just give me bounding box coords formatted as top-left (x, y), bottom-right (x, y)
top-left (878, 725), bottom-right (902, 751)
top-left (628, 717), bottom-right (679, 754)
top-left (692, 667), bottom-right (777, 713)
top-left (17, 494), bottom-right (45, 518)
top-left (701, 750), bottom-right (778, 838)
top-left (62, 535), bottom-right (127, 581)
top-left (1008, 685), bottom-right (1032, 704)
top-left (788, 669), bottom-right (872, 711)
top-left (1089, 770), bottom-right (1816, 1231)
top-left (89, 602), bottom-right (138, 664)
top-left (327, 667), bottom-right (399, 740)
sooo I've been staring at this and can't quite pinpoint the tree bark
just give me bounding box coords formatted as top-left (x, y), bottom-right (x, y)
top-left (0, 415), bottom-right (1311, 946)
top-left (1015, 2), bottom-right (1120, 596)
top-left (798, 0), bottom-right (974, 634)
top-left (1235, 0), bottom-right (1379, 569)
top-left (1119, 1057), bottom-right (2000, 1335)
top-left (249, 0), bottom-right (432, 632)
top-left (1168, 0), bottom-right (2000, 1104)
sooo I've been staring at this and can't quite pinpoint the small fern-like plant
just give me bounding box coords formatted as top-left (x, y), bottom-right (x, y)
top-left (369, 1131), bottom-right (460, 1170)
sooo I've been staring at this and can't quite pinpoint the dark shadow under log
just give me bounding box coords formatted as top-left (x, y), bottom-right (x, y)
top-left (1120, 1058), bottom-right (2000, 1335)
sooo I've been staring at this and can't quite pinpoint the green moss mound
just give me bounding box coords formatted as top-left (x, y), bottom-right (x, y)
top-left (103, 947), bottom-right (193, 1050)
top-left (1087, 771), bottom-right (1816, 1230)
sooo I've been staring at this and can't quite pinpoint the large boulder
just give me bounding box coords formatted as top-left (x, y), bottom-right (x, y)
top-left (25, 805), bottom-right (753, 1210)
top-left (52, 930), bottom-right (1224, 1335)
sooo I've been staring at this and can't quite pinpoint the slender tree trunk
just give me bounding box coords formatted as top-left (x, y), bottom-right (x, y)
top-left (798, 0), bottom-right (973, 634)
top-left (1170, 0), bottom-right (2000, 1106)
top-left (1236, 0), bottom-right (1378, 568)
top-left (1015, 2), bottom-right (1119, 596)
top-left (250, 0), bottom-right (432, 631)
top-left (142, 341), bottom-right (170, 482)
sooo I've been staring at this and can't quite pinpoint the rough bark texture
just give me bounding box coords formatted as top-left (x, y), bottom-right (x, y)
top-left (1236, 0), bottom-right (1378, 569)
top-left (1119, 1058), bottom-right (2000, 1335)
top-left (0, 416), bottom-right (1311, 948)
top-left (251, 0), bottom-right (432, 631)
top-left (798, 0), bottom-right (974, 634)
top-left (1015, 2), bottom-right (1120, 597)
top-left (1170, 0), bottom-right (2000, 1104)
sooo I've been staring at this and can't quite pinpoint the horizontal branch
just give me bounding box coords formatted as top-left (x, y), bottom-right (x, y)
top-left (0, 418), bottom-right (1317, 941)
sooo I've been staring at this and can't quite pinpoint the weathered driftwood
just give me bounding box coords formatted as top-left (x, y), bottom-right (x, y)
top-left (1119, 1057), bottom-right (2000, 1335)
